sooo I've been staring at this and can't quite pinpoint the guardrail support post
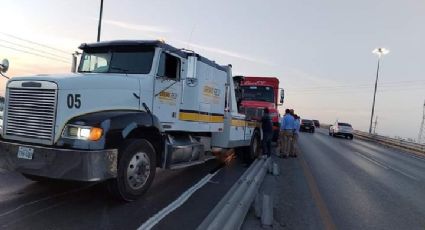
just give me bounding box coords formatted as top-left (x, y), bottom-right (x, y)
top-left (268, 160), bottom-right (273, 174)
top-left (273, 162), bottom-right (279, 176)
top-left (261, 194), bottom-right (273, 226)
top-left (254, 193), bottom-right (262, 218)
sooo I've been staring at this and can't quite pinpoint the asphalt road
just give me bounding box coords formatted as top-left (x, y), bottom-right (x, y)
top-left (0, 158), bottom-right (247, 230)
top-left (296, 129), bottom-right (425, 230)
top-left (1, 129), bottom-right (424, 230)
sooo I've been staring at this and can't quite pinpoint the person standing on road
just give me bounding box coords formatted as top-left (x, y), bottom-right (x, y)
top-left (261, 107), bottom-right (273, 158)
top-left (280, 109), bottom-right (295, 158)
top-left (291, 114), bottom-right (300, 157)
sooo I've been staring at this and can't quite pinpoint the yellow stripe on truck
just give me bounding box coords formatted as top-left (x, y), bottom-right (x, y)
top-left (247, 121), bottom-right (259, 128)
top-left (231, 119), bottom-right (246, 127)
top-left (179, 112), bottom-right (224, 123)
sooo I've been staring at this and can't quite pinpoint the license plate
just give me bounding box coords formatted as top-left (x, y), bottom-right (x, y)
top-left (17, 146), bottom-right (34, 160)
top-left (305, 127), bottom-right (310, 129)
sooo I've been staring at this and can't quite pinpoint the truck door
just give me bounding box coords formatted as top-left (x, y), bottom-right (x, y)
top-left (153, 52), bottom-right (182, 124)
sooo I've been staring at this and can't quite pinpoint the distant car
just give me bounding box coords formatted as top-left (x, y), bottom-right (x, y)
top-left (312, 120), bottom-right (320, 128)
top-left (300, 119), bottom-right (315, 133)
top-left (329, 122), bottom-right (353, 139)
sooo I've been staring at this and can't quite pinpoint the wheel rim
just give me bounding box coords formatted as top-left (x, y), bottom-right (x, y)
top-left (126, 151), bottom-right (151, 190)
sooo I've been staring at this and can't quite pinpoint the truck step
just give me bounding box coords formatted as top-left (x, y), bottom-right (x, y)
top-left (169, 156), bottom-right (216, 170)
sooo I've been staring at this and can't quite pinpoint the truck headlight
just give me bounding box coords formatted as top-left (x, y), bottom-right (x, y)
top-left (62, 125), bottom-right (103, 141)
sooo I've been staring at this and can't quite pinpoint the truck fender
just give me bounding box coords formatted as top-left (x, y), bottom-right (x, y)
top-left (57, 111), bottom-right (164, 164)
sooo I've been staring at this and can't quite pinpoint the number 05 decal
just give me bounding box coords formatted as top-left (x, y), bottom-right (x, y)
top-left (67, 94), bottom-right (81, 109)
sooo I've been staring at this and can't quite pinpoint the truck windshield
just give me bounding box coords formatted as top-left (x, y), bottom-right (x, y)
top-left (78, 49), bottom-right (155, 74)
top-left (241, 86), bottom-right (274, 103)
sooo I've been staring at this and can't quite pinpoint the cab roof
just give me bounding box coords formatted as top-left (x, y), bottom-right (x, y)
top-left (79, 40), bottom-right (228, 71)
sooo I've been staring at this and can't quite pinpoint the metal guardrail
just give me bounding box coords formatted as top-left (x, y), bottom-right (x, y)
top-left (353, 130), bottom-right (425, 154)
top-left (198, 157), bottom-right (271, 230)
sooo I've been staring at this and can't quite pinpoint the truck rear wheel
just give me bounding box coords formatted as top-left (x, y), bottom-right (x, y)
top-left (248, 130), bottom-right (261, 162)
top-left (108, 139), bottom-right (156, 201)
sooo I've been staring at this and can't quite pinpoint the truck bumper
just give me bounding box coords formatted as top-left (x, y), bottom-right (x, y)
top-left (0, 140), bottom-right (118, 182)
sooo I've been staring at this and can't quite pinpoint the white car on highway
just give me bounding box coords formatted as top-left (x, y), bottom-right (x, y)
top-left (329, 122), bottom-right (354, 139)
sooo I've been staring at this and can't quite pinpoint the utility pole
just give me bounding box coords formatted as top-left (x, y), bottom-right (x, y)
top-left (418, 100), bottom-right (425, 144)
top-left (369, 48), bottom-right (389, 134)
top-left (372, 116), bottom-right (378, 134)
top-left (97, 0), bottom-right (104, 42)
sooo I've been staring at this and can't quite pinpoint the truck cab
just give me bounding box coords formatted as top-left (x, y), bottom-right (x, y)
top-left (235, 76), bottom-right (283, 141)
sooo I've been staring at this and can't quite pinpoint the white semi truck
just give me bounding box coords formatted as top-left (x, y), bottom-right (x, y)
top-left (0, 40), bottom-right (261, 201)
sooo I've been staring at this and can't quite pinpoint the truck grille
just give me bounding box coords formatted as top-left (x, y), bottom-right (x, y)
top-left (5, 87), bottom-right (57, 144)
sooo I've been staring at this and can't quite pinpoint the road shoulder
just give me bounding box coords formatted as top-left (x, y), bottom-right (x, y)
top-left (242, 154), bottom-right (324, 230)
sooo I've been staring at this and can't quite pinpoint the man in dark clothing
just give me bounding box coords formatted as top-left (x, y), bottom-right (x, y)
top-left (261, 107), bottom-right (273, 157)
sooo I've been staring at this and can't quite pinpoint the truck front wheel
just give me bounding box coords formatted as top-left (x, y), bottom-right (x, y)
top-left (108, 139), bottom-right (156, 201)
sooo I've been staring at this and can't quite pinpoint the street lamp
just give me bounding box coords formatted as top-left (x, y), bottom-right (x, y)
top-left (369, 48), bottom-right (389, 134)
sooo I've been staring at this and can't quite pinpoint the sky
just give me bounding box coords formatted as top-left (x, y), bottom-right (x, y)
top-left (0, 0), bottom-right (424, 140)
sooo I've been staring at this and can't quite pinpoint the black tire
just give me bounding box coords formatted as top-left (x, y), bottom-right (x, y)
top-left (349, 135), bottom-right (354, 140)
top-left (246, 130), bottom-right (261, 163)
top-left (108, 139), bottom-right (156, 201)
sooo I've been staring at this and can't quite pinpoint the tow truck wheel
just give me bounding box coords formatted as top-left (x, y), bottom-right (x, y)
top-left (249, 130), bottom-right (261, 161)
top-left (108, 139), bottom-right (156, 201)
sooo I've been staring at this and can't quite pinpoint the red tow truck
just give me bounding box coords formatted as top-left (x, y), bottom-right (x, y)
top-left (234, 76), bottom-right (284, 141)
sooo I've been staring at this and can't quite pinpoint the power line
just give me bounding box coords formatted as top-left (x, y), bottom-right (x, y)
top-left (0, 38), bottom-right (69, 61)
top-left (0, 44), bottom-right (70, 64)
top-left (0, 32), bottom-right (72, 55)
top-left (289, 85), bottom-right (425, 95)
top-left (289, 80), bottom-right (425, 92)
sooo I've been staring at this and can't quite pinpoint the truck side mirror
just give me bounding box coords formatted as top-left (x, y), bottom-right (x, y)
top-left (0, 59), bottom-right (10, 79)
top-left (279, 88), bottom-right (284, 104)
top-left (0, 59), bottom-right (9, 73)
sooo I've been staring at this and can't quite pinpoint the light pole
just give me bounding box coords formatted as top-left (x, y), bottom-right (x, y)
top-left (369, 48), bottom-right (389, 134)
top-left (97, 0), bottom-right (104, 42)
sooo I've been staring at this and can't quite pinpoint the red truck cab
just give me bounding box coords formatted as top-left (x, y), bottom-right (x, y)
top-left (235, 76), bottom-right (283, 141)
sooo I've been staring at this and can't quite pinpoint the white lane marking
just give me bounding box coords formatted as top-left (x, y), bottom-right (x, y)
top-left (138, 170), bottom-right (220, 230)
top-left (2, 200), bottom-right (69, 228)
top-left (0, 184), bottom-right (95, 218)
top-left (355, 151), bottom-right (419, 181)
top-left (356, 152), bottom-right (389, 169)
top-left (389, 166), bottom-right (419, 181)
